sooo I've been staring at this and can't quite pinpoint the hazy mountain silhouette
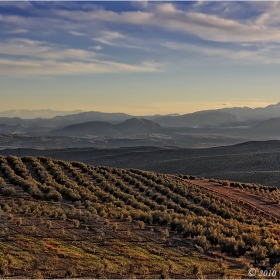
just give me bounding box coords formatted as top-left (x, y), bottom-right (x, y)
top-left (1, 102), bottom-right (280, 129)
top-left (0, 117), bottom-right (24, 125)
top-left (154, 111), bottom-right (238, 127)
top-left (50, 121), bottom-right (117, 137)
top-left (1, 102), bottom-right (280, 147)
top-left (50, 111), bottom-right (133, 126)
top-left (251, 117), bottom-right (280, 135)
top-left (0, 109), bottom-right (82, 119)
top-left (0, 124), bottom-right (27, 134)
top-left (219, 102), bottom-right (280, 122)
top-left (50, 118), bottom-right (162, 137)
top-left (116, 118), bottom-right (161, 134)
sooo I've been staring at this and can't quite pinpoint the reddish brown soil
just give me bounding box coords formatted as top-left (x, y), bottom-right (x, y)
top-left (183, 179), bottom-right (280, 223)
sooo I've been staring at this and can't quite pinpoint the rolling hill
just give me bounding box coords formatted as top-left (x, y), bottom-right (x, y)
top-left (0, 155), bottom-right (280, 278)
top-left (2, 140), bottom-right (280, 188)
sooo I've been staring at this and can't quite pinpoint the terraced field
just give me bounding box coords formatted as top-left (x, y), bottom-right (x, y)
top-left (0, 155), bottom-right (280, 278)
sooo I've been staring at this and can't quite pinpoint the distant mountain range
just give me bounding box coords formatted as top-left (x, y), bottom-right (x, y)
top-left (219, 102), bottom-right (280, 122)
top-left (154, 111), bottom-right (238, 127)
top-left (1, 102), bottom-right (280, 149)
top-left (1, 102), bottom-right (280, 128)
top-left (0, 109), bottom-right (83, 119)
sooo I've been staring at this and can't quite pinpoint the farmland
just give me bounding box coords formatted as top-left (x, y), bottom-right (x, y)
top-left (0, 155), bottom-right (280, 278)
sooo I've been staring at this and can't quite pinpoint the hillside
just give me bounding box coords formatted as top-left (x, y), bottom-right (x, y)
top-left (3, 140), bottom-right (280, 187)
top-left (0, 155), bottom-right (280, 278)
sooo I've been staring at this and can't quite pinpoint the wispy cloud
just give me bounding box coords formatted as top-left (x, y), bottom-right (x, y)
top-left (68, 31), bottom-right (86, 37)
top-left (93, 31), bottom-right (125, 46)
top-left (0, 59), bottom-right (160, 76)
top-left (3, 2), bottom-right (280, 45)
top-left (92, 30), bottom-right (152, 51)
top-left (6, 29), bottom-right (28, 34)
top-left (0, 38), bottom-right (160, 76)
top-left (47, 3), bottom-right (280, 44)
top-left (1, 0), bottom-right (280, 76)
top-left (162, 41), bottom-right (280, 64)
top-left (91, 46), bottom-right (102, 51)
top-left (0, 38), bottom-right (98, 61)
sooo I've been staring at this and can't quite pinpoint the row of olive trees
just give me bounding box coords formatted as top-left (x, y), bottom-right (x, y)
top-left (1, 156), bottom-right (280, 263)
top-left (71, 163), bottom-right (280, 261)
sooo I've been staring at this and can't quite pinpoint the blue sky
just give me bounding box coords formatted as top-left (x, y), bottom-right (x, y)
top-left (1, 1), bottom-right (280, 115)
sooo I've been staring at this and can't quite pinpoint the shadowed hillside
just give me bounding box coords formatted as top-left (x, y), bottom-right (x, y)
top-left (2, 141), bottom-right (280, 188)
top-left (0, 155), bottom-right (280, 278)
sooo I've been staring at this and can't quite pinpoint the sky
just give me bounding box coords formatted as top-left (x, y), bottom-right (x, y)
top-left (1, 1), bottom-right (280, 115)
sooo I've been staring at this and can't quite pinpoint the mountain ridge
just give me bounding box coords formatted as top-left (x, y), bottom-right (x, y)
top-left (2, 102), bottom-right (280, 128)
top-left (50, 118), bottom-right (162, 137)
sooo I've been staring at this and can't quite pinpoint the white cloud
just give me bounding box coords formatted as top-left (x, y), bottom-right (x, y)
top-left (0, 14), bottom-right (27, 25)
top-left (40, 4), bottom-right (280, 45)
top-left (2, 2), bottom-right (280, 69)
top-left (130, 1), bottom-right (149, 10)
top-left (0, 59), bottom-right (160, 76)
top-left (0, 38), bottom-right (160, 76)
top-left (91, 46), bottom-right (102, 51)
top-left (162, 41), bottom-right (280, 65)
top-left (156, 3), bottom-right (176, 14)
top-left (3, 2), bottom-right (280, 45)
top-left (68, 31), bottom-right (86, 36)
top-left (92, 30), bottom-right (152, 51)
top-left (6, 29), bottom-right (28, 34)
top-left (0, 38), bottom-right (98, 61)
top-left (4, 3), bottom-right (280, 44)
top-left (93, 31), bottom-right (125, 46)
top-left (0, 1), bottom-right (32, 9)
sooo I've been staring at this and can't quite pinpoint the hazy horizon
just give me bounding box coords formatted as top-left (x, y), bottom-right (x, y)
top-left (1, 1), bottom-right (280, 114)
top-left (1, 101), bottom-right (280, 118)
